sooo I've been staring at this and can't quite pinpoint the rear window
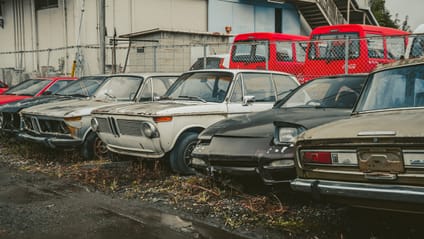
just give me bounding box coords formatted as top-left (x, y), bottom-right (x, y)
top-left (231, 40), bottom-right (268, 63)
top-left (308, 33), bottom-right (360, 60)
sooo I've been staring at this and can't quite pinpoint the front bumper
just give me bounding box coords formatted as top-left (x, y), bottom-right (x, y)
top-left (258, 145), bottom-right (296, 185)
top-left (291, 178), bottom-right (424, 205)
top-left (18, 132), bottom-right (83, 148)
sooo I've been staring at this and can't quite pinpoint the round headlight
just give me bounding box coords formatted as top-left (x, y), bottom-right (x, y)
top-left (91, 118), bottom-right (99, 131)
top-left (141, 122), bottom-right (159, 138)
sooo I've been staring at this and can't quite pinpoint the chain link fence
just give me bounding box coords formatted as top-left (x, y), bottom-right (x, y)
top-left (1, 33), bottom-right (423, 86)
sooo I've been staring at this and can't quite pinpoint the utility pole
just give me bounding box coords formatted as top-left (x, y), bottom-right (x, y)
top-left (99, 0), bottom-right (105, 74)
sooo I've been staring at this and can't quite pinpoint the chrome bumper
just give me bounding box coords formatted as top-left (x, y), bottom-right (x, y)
top-left (291, 178), bottom-right (424, 204)
top-left (18, 132), bottom-right (82, 148)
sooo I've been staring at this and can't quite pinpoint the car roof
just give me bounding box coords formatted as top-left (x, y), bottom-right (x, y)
top-left (184, 68), bottom-right (296, 77)
top-left (373, 57), bottom-right (424, 72)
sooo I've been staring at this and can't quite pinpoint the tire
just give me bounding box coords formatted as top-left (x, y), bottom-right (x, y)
top-left (81, 131), bottom-right (109, 160)
top-left (169, 132), bottom-right (198, 175)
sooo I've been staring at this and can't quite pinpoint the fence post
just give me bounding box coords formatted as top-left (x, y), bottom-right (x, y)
top-left (203, 44), bottom-right (207, 69)
top-left (344, 36), bottom-right (349, 74)
top-left (153, 46), bottom-right (157, 72)
top-left (265, 41), bottom-right (269, 70)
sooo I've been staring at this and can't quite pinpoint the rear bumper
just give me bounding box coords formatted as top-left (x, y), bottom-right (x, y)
top-left (291, 178), bottom-right (424, 204)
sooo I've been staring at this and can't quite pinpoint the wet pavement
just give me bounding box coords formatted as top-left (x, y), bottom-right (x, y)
top-left (0, 163), bottom-right (253, 239)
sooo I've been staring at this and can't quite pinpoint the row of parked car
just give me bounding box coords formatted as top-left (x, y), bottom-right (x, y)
top-left (1, 56), bottom-right (423, 214)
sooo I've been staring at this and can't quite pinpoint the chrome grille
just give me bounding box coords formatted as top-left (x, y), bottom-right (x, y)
top-left (97, 117), bottom-right (112, 134)
top-left (22, 115), bottom-right (69, 134)
top-left (117, 119), bottom-right (143, 136)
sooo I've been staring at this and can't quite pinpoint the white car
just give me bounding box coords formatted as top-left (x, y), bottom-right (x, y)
top-left (91, 69), bottom-right (299, 174)
top-left (18, 73), bottom-right (180, 160)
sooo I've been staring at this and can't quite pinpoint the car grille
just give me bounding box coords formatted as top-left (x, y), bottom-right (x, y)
top-left (22, 115), bottom-right (70, 134)
top-left (2, 112), bottom-right (21, 131)
top-left (209, 156), bottom-right (258, 168)
top-left (96, 117), bottom-right (144, 137)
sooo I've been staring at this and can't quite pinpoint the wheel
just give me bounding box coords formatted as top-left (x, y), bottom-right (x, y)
top-left (169, 132), bottom-right (198, 175)
top-left (81, 131), bottom-right (109, 160)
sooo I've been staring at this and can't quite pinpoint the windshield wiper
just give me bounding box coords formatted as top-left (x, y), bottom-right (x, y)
top-left (66, 93), bottom-right (88, 97)
top-left (177, 95), bottom-right (207, 103)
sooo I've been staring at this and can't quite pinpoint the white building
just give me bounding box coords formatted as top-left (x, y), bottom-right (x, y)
top-left (0, 0), bottom-right (376, 83)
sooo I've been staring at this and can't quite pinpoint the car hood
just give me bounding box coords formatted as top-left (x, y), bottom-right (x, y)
top-left (93, 100), bottom-right (226, 116)
top-left (0, 95), bottom-right (76, 113)
top-left (0, 95), bottom-right (32, 105)
top-left (21, 98), bottom-right (133, 118)
top-left (200, 107), bottom-right (352, 139)
top-left (298, 109), bottom-right (424, 141)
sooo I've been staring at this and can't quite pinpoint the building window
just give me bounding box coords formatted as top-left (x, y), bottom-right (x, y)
top-left (35, 0), bottom-right (59, 10)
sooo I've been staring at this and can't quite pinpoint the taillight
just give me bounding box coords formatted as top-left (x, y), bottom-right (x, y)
top-left (302, 151), bottom-right (332, 164)
top-left (301, 150), bottom-right (358, 165)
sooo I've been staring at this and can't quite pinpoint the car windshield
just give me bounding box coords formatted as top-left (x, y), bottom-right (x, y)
top-left (93, 76), bottom-right (143, 101)
top-left (279, 75), bottom-right (366, 109)
top-left (5, 79), bottom-right (51, 96)
top-left (355, 64), bottom-right (424, 112)
top-left (56, 76), bottom-right (106, 97)
top-left (165, 72), bottom-right (232, 103)
top-left (308, 33), bottom-right (360, 60)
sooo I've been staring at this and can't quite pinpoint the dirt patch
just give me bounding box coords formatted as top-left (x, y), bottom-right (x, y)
top-left (1, 139), bottom-right (423, 239)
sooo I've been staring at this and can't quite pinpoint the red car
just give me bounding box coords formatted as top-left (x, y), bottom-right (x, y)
top-left (0, 80), bottom-right (9, 94)
top-left (0, 76), bottom-right (77, 105)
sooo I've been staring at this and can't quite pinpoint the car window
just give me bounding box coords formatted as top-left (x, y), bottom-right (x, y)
top-left (166, 72), bottom-right (232, 103)
top-left (280, 76), bottom-right (366, 108)
top-left (356, 64), bottom-right (424, 111)
top-left (230, 77), bottom-right (243, 103)
top-left (5, 79), bottom-right (51, 96)
top-left (94, 76), bottom-right (143, 101)
top-left (46, 80), bottom-right (73, 94)
top-left (58, 76), bottom-right (106, 97)
top-left (273, 74), bottom-right (299, 100)
top-left (242, 73), bottom-right (275, 102)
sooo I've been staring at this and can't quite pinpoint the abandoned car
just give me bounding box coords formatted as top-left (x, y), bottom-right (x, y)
top-left (90, 69), bottom-right (299, 174)
top-left (0, 76), bottom-right (77, 105)
top-left (190, 74), bottom-right (367, 185)
top-left (291, 58), bottom-right (424, 213)
top-left (18, 73), bottom-right (179, 160)
top-left (0, 75), bottom-right (108, 135)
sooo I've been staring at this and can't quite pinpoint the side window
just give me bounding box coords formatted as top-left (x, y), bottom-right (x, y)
top-left (230, 77), bottom-right (243, 103)
top-left (139, 78), bottom-right (153, 101)
top-left (386, 36), bottom-right (406, 59)
top-left (152, 78), bottom-right (169, 97)
top-left (47, 80), bottom-right (72, 94)
top-left (243, 73), bottom-right (275, 102)
top-left (295, 42), bottom-right (307, 62)
top-left (276, 41), bottom-right (293, 62)
top-left (273, 75), bottom-right (299, 100)
top-left (367, 34), bottom-right (384, 59)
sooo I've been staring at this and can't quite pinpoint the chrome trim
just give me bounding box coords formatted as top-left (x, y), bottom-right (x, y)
top-left (291, 178), bottom-right (424, 204)
top-left (357, 130), bottom-right (396, 136)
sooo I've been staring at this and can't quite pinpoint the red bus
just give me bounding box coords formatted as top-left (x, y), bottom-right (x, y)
top-left (229, 32), bottom-right (309, 78)
top-left (303, 24), bottom-right (409, 83)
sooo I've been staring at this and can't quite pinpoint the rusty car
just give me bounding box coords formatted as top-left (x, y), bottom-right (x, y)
top-left (90, 69), bottom-right (299, 174)
top-left (291, 58), bottom-right (424, 213)
top-left (190, 74), bottom-right (367, 186)
top-left (18, 73), bottom-right (179, 160)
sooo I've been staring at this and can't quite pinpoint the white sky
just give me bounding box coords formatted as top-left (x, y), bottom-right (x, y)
top-left (385, 0), bottom-right (424, 31)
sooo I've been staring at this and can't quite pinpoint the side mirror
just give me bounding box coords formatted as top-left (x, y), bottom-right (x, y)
top-left (242, 95), bottom-right (255, 106)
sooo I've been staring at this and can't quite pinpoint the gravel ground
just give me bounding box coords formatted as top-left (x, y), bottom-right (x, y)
top-left (1, 139), bottom-right (424, 239)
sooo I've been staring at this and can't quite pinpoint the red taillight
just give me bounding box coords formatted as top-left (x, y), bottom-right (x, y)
top-left (302, 151), bottom-right (332, 164)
